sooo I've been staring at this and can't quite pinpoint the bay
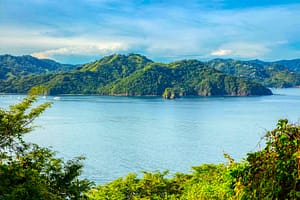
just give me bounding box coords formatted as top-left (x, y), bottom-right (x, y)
top-left (1, 88), bottom-right (300, 184)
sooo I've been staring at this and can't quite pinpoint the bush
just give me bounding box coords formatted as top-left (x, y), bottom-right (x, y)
top-left (0, 95), bottom-right (93, 200)
top-left (231, 119), bottom-right (300, 199)
top-left (86, 119), bottom-right (300, 199)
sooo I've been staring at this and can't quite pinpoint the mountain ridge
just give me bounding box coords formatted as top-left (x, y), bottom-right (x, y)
top-left (0, 54), bottom-right (76, 80)
top-left (0, 54), bottom-right (273, 97)
top-left (206, 58), bottom-right (300, 88)
top-left (2, 53), bottom-right (300, 96)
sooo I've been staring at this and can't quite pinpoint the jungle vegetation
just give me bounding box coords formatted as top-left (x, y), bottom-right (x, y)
top-left (0, 96), bottom-right (92, 200)
top-left (207, 58), bottom-right (300, 88)
top-left (85, 119), bottom-right (300, 200)
top-left (1, 96), bottom-right (300, 199)
top-left (0, 54), bottom-right (272, 97)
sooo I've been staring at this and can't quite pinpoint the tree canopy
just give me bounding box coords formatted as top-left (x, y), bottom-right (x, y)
top-left (85, 119), bottom-right (300, 199)
top-left (207, 59), bottom-right (300, 88)
top-left (0, 55), bottom-right (272, 97)
top-left (0, 95), bottom-right (92, 200)
top-left (1, 95), bottom-right (300, 199)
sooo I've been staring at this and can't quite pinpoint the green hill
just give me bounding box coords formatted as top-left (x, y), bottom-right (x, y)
top-left (100, 60), bottom-right (271, 97)
top-left (274, 59), bottom-right (300, 72)
top-left (207, 59), bottom-right (300, 88)
top-left (0, 54), bottom-right (272, 97)
top-left (0, 54), bottom-right (75, 80)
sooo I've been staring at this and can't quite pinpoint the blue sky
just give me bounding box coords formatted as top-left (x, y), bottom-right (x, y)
top-left (1, 0), bottom-right (300, 64)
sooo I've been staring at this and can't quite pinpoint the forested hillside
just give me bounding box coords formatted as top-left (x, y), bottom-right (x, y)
top-left (274, 59), bottom-right (300, 72)
top-left (0, 54), bottom-right (75, 80)
top-left (0, 54), bottom-right (272, 97)
top-left (85, 119), bottom-right (300, 199)
top-left (207, 59), bottom-right (300, 88)
top-left (1, 54), bottom-right (300, 95)
top-left (2, 96), bottom-right (300, 199)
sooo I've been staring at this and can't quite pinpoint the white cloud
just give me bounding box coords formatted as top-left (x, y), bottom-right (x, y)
top-left (31, 42), bottom-right (129, 60)
top-left (1, 1), bottom-right (300, 62)
top-left (210, 49), bottom-right (232, 56)
top-left (209, 42), bottom-right (270, 59)
top-left (227, 42), bottom-right (270, 58)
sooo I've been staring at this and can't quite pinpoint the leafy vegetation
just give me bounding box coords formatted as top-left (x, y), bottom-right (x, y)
top-left (100, 60), bottom-right (271, 97)
top-left (0, 96), bottom-right (92, 199)
top-left (2, 96), bottom-right (300, 199)
top-left (0, 54), bottom-right (75, 80)
top-left (86, 119), bottom-right (300, 199)
top-left (1, 54), bottom-right (300, 95)
top-left (231, 119), bottom-right (300, 199)
top-left (0, 54), bottom-right (272, 96)
top-left (207, 58), bottom-right (300, 88)
top-left (85, 165), bottom-right (233, 200)
top-left (274, 59), bottom-right (300, 72)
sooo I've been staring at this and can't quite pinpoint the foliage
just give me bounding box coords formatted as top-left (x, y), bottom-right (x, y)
top-left (0, 54), bottom-right (272, 96)
top-left (86, 119), bottom-right (300, 199)
top-left (207, 59), bottom-right (300, 88)
top-left (2, 94), bottom-right (300, 199)
top-left (1, 54), bottom-right (299, 95)
top-left (29, 85), bottom-right (50, 95)
top-left (274, 59), bottom-right (300, 72)
top-left (0, 95), bottom-right (92, 199)
top-left (99, 59), bottom-right (271, 97)
top-left (230, 119), bottom-right (300, 199)
top-left (0, 54), bottom-right (75, 80)
top-left (85, 164), bottom-right (233, 200)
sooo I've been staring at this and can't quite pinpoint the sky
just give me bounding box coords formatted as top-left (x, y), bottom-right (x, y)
top-left (1, 0), bottom-right (300, 64)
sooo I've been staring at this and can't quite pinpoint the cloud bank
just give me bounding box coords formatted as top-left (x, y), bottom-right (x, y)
top-left (1, 0), bottom-right (300, 63)
top-left (32, 42), bottom-right (129, 60)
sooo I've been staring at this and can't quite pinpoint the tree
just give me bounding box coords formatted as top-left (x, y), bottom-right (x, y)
top-left (28, 85), bottom-right (50, 96)
top-left (231, 119), bottom-right (300, 199)
top-left (85, 119), bottom-right (300, 199)
top-left (0, 95), bottom-right (92, 200)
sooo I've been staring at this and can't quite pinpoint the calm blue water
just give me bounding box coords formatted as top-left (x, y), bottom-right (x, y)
top-left (1, 88), bottom-right (300, 184)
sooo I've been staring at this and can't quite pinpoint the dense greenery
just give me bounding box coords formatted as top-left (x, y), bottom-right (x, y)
top-left (231, 119), bottom-right (300, 199)
top-left (0, 54), bottom-right (272, 96)
top-left (86, 165), bottom-right (232, 200)
top-left (274, 59), bottom-right (300, 72)
top-left (240, 58), bottom-right (300, 72)
top-left (86, 119), bottom-right (300, 199)
top-left (1, 54), bottom-right (300, 95)
top-left (207, 58), bottom-right (300, 88)
top-left (99, 60), bottom-right (271, 97)
top-left (2, 96), bottom-right (300, 199)
top-left (0, 55), bottom-right (75, 80)
top-left (0, 96), bottom-right (92, 199)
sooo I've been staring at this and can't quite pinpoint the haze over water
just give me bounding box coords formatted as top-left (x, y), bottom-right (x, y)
top-left (1, 88), bottom-right (300, 184)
